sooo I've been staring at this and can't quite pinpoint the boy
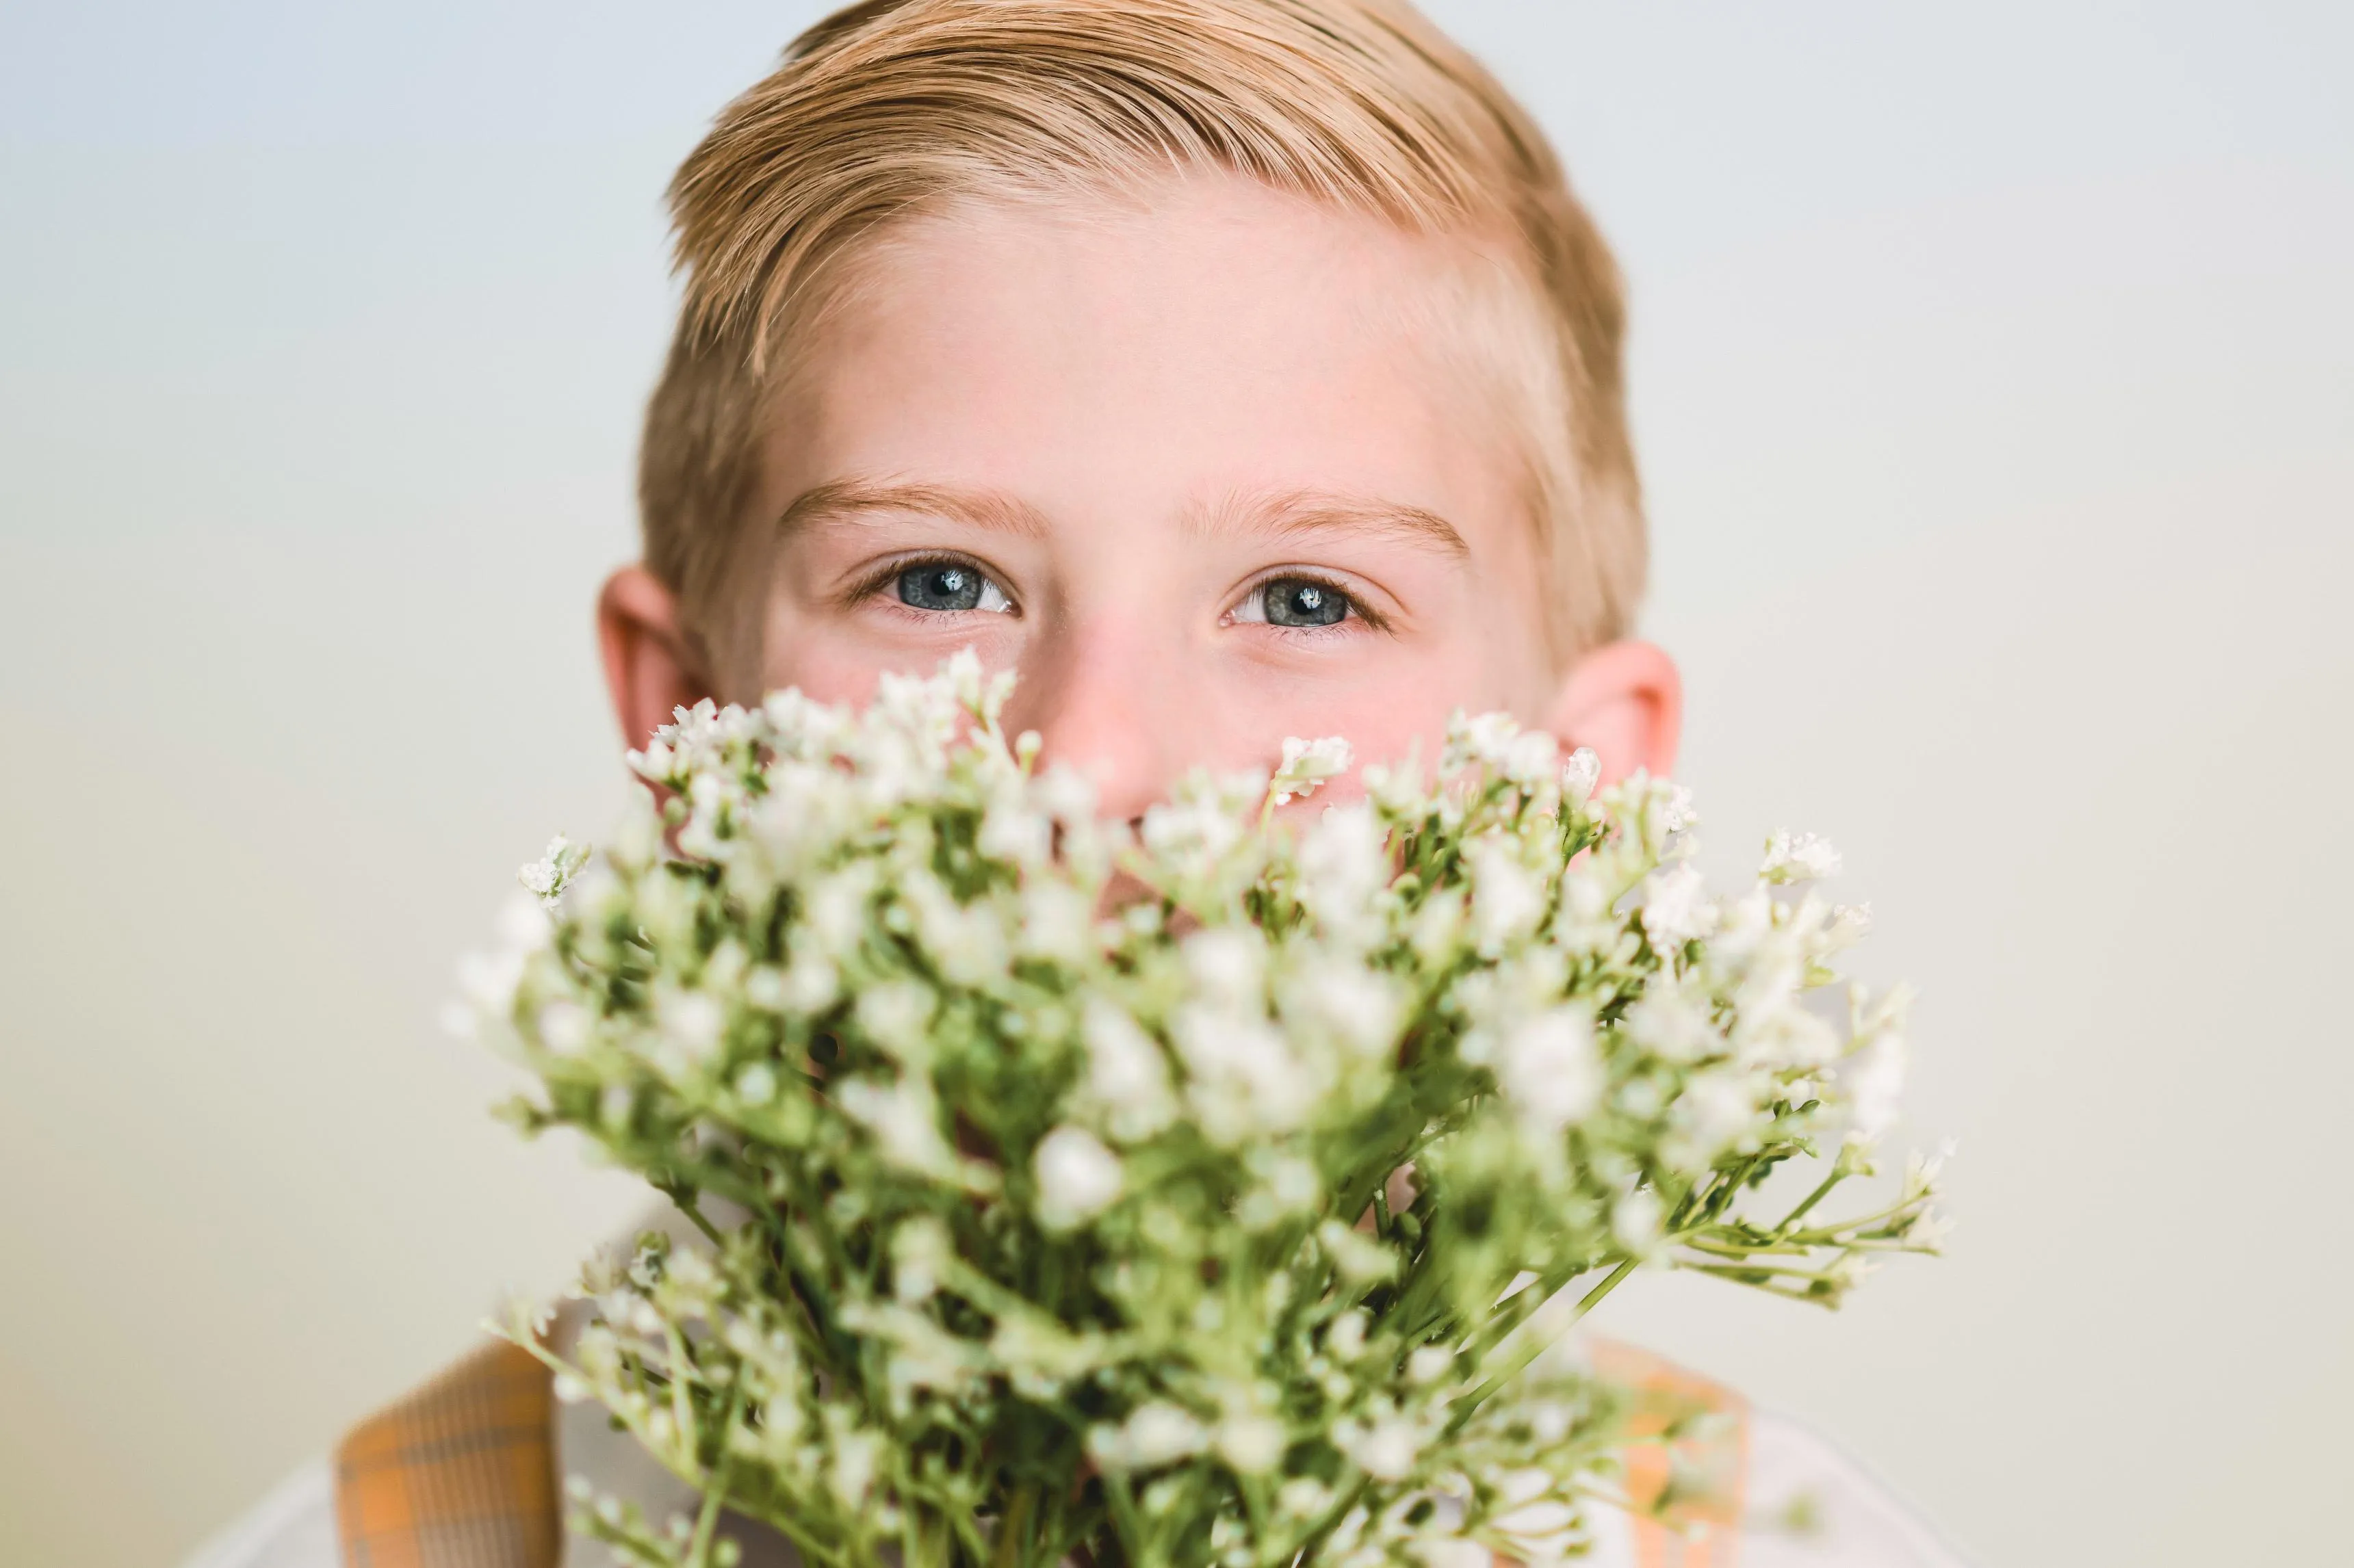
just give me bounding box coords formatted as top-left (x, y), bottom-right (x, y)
top-left (191, 3), bottom-right (1962, 1565)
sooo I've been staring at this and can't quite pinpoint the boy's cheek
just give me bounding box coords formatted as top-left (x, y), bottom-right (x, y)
top-left (755, 603), bottom-right (1509, 803)
top-left (756, 626), bottom-right (885, 709)
top-left (1224, 673), bottom-right (1472, 784)
top-left (759, 615), bottom-right (1024, 710)
top-left (1316, 701), bottom-right (1451, 779)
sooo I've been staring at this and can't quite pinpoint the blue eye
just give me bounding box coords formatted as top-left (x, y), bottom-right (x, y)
top-left (894, 562), bottom-right (1009, 614)
top-left (1261, 578), bottom-right (1349, 627)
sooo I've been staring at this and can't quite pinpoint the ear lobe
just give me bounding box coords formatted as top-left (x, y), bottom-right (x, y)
top-left (597, 565), bottom-right (712, 750)
top-left (1544, 638), bottom-right (1683, 786)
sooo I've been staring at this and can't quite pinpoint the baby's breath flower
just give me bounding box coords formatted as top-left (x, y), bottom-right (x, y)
top-left (1488, 1468), bottom-right (1577, 1552)
top-left (656, 989), bottom-right (724, 1062)
top-left (1278, 1478), bottom-right (1334, 1520)
top-left (1294, 802), bottom-right (1389, 941)
top-left (1282, 958), bottom-right (1403, 1060)
top-left (1844, 983), bottom-right (1915, 1146)
top-left (979, 800), bottom-right (1052, 867)
top-left (1560, 746), bottom-right (1601, 805)
top-left (1174, 1004), bottom-right (1313, 1142)
top-left (1349, 1416), bottom-right (1421, 1481)
top-left (1670, 1069), bottom-right (1761, 1171)
top-left (1612, 1187), bottom-right (1664, 1255)
top-left (1445, 710), bottom-right (1518, 774)
top-left (837, 1077), bottom-right (953, 1173)
top-left (733, 1062), bottom-right (777, 1107)
top-left (1904, 1136), bottom-right (1960, 1200)
top-left (1273, 734), bottom-right (1355, 802)
top-left (1466, 837), bottom-right (1546, 954)
top-left (1499, 729), bottom-right (1558, 787)
top-left (1906, 1206), bottom-right (1958, 1251)
top-left (1761, 829), bottom-right (1844, 884)
top-left (1035, 1125), bottom-right (1123, 1229)
top-left (855, 980), bottom-right (935, 1058)
top-left (518, 835), bottom-right (588, 904)
top-left (1217, 1411), bottom-right (1287, 1474)
top-left (1621, 985), bottom-right (1719, 1065)
top-left (1033, 762), bottom-right (1097, 823)
top-left (537, 1000), bottom-right (591, 1056)
top-left (1657, 780), bottom-right (1698, 837)
top-left (1018, 880), bottom-right (1093, 964)
top-left (1091, 1403), bottom-right (1211, 1469)
top-left (1080, 999), bottom-right (1178, 1139)
top-left (1640, 863), bottom-right (1717, 950)
top-left (1495, 1006), bottom-right (1601, 1135)
top-left (1184, 926), bottom-right (1265, 1007)
top-left (463, 657), bottom-right (1943, 1568)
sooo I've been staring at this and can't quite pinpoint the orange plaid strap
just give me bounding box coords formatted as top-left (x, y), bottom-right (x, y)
top-left (333, 1340), bottom-right (561, 1568)
top-left (1590, 1337), bottom-right (1750, 1568)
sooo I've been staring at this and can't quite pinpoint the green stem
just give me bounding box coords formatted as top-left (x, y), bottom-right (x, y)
top-left (684, 1376), bottom-right (746, 1568)
top-left (1680, 1262), bottom-right (1826, 1282)
top-left (1101, 1472), bottom-right (1149, 1568)
top-left (1291, 1474), bottom-right (1373, 1566)
top-left (1453, 1256), bottom-right (1639, 1426)
top-left (1572, 1255), bottom-right (1640, 1318)
top-left (661, 1185), bottom-right (729, 1250)
top-left (664, 1323), bottom-right (699, 1450)
top-left (1675, 1236), bottom-right (1811, 1260)
top-left (994, 1485), bottom-right (1036, 1568)
top-left (1779, 1160), bottom-right (1853, 1231)
top-left (1677, 1270), bottom-right (1847, 1309)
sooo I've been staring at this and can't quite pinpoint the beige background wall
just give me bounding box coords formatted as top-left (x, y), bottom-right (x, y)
top-left (3, 3), bottom-right (2348, 1564)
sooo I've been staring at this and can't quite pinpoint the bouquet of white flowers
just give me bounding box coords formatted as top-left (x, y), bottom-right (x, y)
top-left (457, 653), bottom-right (1943, 1568)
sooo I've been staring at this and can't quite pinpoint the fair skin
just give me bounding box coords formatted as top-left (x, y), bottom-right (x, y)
top-left (599, 174), bottom-right (1679, 811)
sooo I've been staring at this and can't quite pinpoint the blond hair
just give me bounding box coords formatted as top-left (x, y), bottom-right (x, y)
top-left (641, 0), bottom-right (1640, 688)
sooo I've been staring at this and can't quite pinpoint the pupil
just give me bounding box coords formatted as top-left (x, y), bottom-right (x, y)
top-left (1265, 578), bottom-right (1346, 627)
top-left (898, 564), bottom-right (985, 612)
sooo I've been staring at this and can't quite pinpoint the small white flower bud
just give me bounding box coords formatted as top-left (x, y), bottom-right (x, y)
top-left (1035, 1126), bottom-right (1122, 1228)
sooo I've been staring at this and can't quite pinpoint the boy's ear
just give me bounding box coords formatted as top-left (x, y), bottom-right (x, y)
top-left (1544, 638), bottom-right (1683, 785)
top-left (597, 565), bottom-right (712, 750)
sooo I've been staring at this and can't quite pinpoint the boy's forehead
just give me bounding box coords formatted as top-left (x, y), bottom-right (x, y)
top-left (763, 174), bottom-right (1542, 548)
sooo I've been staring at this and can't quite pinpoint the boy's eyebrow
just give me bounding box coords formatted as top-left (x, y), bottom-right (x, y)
top-left (779, 479), bottom-right (1052, 538)
top-left (1206, 488), bottom-right (1471, 559)
top-left (779, 480), bottom-right (1468, 558)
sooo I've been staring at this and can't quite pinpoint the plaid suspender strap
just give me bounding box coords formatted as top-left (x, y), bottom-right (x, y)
top-left (333, 1340), bottom-right (561, 1568)
top-left (1591, 1337), bottom-right (1751, 1568)
top-left (331, 1337), bottom-right (1746, 1568)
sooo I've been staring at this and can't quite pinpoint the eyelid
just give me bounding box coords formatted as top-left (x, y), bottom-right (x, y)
top-left (1227, 567), bottom-right (1393, 633)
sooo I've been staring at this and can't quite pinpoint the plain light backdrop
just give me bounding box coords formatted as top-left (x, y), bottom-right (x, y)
top-left (3, 3), bottom-right (2349, 1565)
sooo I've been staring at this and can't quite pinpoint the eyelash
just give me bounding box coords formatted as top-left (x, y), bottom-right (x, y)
top-left (849, 552), bottom-right (1020, 617)
top-left (1229, 571), bottom-right (1390, 636)
top-left (846, 556), bottom-right (1388, 636)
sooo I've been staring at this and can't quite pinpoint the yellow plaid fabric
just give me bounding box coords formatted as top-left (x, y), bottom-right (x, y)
top-left (331, 1335), bottom-right (1744, 1568)
top-left (333, 1340), bottom-right (560, 1568)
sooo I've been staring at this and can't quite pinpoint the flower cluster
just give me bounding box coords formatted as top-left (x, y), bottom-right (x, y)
top-left (458, 653), bottom-right (1943, 1568)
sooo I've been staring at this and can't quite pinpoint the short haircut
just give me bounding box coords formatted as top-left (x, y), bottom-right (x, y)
top-left (641, 0), bottom-right (1641, 690)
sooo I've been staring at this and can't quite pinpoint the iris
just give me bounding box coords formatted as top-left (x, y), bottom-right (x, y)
top-left (898, 564), bottom-right (985, 612)
top-left (1263, 578), bottom-right (1347, 627)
